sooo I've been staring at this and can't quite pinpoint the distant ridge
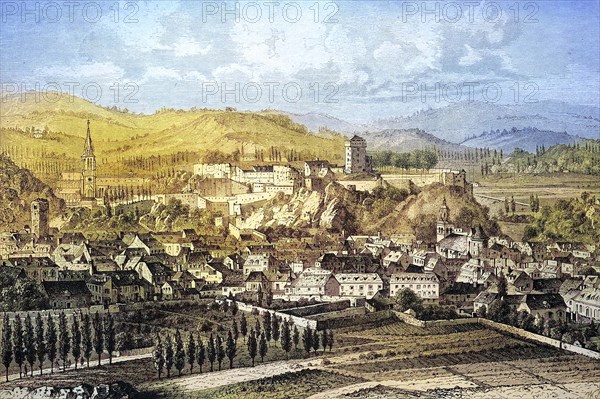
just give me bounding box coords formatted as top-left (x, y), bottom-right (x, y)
top-left (373, 100), bottom-right (600, 144)
top-left (460, 127), bottom-right (579, 153)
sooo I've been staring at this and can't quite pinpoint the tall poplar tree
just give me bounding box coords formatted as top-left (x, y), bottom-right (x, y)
top-left (13, 314), bottom-right (24, 378)
top-left (46, 314), bottom-right (57, 373)
top-left (58, 312), bottom-right (70, 370)
top-left (24, 314), bottom-right (35, 377)
top-left (1, 314), bottom-right (12, 382)
top-left (35, 313), bottom-right (46, 375)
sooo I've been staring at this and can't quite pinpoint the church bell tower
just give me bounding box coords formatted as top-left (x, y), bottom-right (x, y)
top-left (81, 120), bottom-right (97, 199)
top-left (436, 197), bottom-right (454, 242)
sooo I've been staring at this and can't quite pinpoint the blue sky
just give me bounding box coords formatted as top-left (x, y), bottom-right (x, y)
top-left (1, 0), bottom-right (599, 122)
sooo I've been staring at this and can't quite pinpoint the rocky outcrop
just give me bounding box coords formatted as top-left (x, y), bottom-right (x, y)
top-left (238, 183), bottom-right (356, 232)
top-left (0, 381), bottom-right (138, 399)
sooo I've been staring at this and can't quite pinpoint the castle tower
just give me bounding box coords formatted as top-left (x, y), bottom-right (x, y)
top-left (345, 135), bottom-right (372, 174)
top-left (436, 197), bottom-right (454, 242)
top-left (31, 198), bottom-right (49, 238)
top-left (81, 120), bottom-right (97, 199)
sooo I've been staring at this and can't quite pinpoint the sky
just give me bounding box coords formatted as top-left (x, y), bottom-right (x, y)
top-left (1, 0), bottom-right (599, 122)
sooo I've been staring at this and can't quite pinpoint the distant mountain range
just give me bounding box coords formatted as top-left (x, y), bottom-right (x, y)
top-left (373, 101), bottom-right (599, 143)
top-left (287, 101), bottom-right (599, 154)
top-left (357, 129), bottom-right (467, 153)
top-left (460, 127), bottom-right (578, 153)
top-left (2, 94), bottom-right (597, 161)
top-left (282, 111), bottom-right (372, 135)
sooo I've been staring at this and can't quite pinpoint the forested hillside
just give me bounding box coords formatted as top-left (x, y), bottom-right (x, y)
top-left (523, 193), bottom-right (600, 244)
top-left (0, 155), bottom-right (65, 231)
top-left (493, 140), bottom-right (600, 175)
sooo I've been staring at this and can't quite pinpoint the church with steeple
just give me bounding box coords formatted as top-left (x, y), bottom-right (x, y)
top-left (56, 121), bottom-right (104, 208)
top-left (81, 120), bottom-right (97, 200)
top-left (436, 197), bottom-right (456, 242)
top-left (55, 120), bottom-right (148, 208)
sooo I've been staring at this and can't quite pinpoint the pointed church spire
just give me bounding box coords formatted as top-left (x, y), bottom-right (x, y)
top-left (82, 119), bottom-right (94, 157)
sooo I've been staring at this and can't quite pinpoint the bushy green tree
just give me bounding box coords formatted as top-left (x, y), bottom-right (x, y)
top-left (394, 288), bottom-right (423, 313)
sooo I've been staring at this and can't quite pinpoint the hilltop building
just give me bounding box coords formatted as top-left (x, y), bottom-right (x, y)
top-left (344, 135), bottom-right (372, 174)
top-left (442, 170), bottom-right (473, 195)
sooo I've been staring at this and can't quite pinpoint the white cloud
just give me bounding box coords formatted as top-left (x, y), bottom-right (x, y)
top-left (459, 45), bottom-right (483, 66)
top-left (37, 62), bottom-right (125, 81)
top-left (173, 38), bottom-right (212, 57)
top-left (140, 67), bottom-right (181, 83)
top-left (183, 71), bottom-right (208, 81)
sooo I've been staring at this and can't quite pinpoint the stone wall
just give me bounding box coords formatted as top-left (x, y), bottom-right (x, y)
top-left (1, 305), bottom-right (117, 323)
top-left (393, 311), bottom-right (600, 360)
top-left (478, 318), bottom-right (600, 359)
top-left (232, 300), bottom-right (317, 329)
top-left (281, 300), bottom-right (351, 317)
top-left (316, 309), bottom-right (392, 330)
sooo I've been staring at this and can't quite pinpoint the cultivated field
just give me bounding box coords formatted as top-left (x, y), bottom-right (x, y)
top-left (2, 317), bottom-right (598, 398)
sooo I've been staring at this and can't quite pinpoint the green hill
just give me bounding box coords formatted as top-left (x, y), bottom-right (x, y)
top-left (0, 94), bottom-right (346, 164)
top-left (495, 140), bottom-right (600, 175)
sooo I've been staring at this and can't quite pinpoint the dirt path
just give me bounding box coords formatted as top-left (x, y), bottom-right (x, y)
top-left (4, 352), bottom-right (151, 383)
top-left (306, 375), bottom-right (478, 399)
top-left (147, 358), bottom-right (319, 392)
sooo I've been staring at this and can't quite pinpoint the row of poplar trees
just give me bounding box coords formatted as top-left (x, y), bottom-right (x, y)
top-left (1, 312), bottom-right (117, 382)
top-left (153, 311), bottom-right (334, 379)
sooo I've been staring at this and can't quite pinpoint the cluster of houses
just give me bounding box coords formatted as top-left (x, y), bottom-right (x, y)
top-left (6, 122), bottom-right (596, 329)
top-left (1, 197), bottom-right (599, 327)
